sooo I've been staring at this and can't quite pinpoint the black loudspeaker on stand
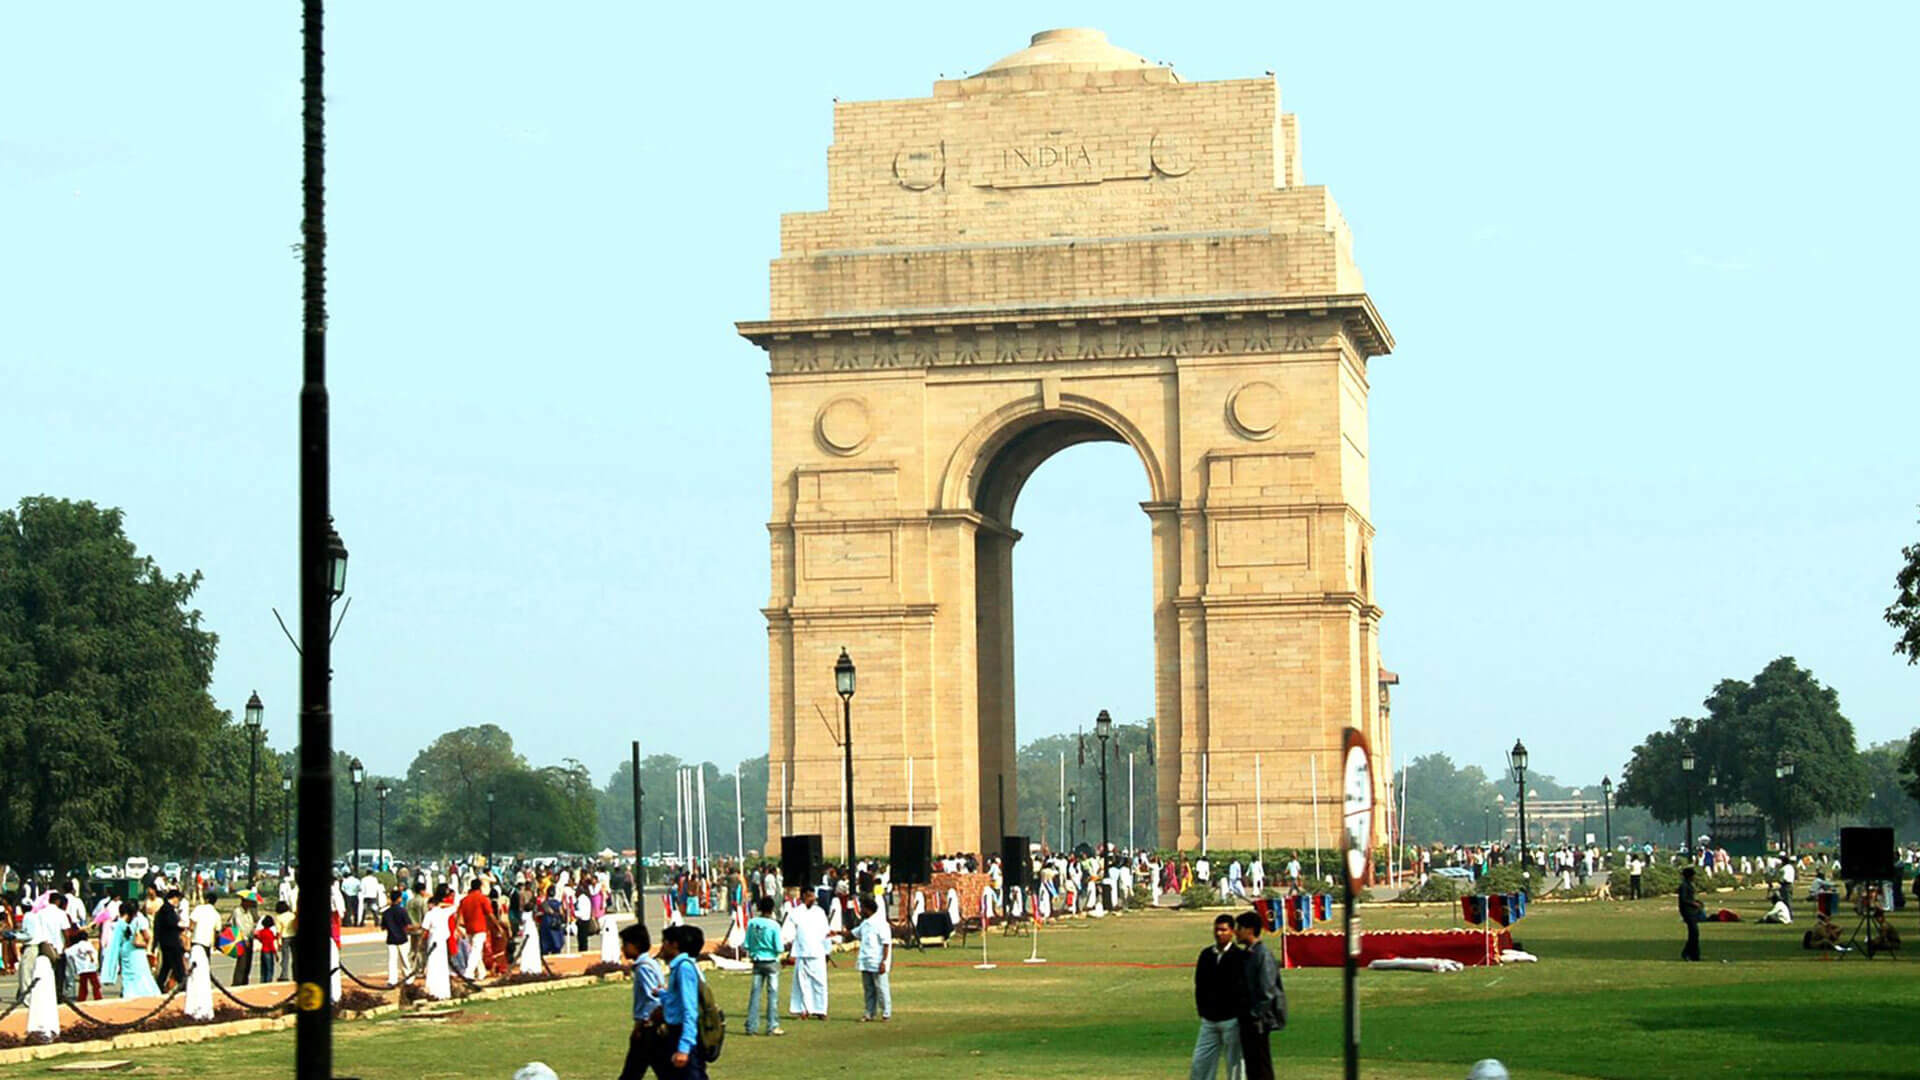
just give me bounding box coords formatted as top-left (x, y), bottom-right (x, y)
top-left (781, 834), bottom-right (822, 888)
top-left (890, 825), bottom-right (933, 885)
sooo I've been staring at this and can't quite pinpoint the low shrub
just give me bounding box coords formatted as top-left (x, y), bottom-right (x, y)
top-left (1394, 877), bottom-right (1466, 904)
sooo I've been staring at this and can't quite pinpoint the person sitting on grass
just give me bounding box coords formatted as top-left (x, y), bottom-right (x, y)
top-left (1758, 887), bottom-right (1792, 925)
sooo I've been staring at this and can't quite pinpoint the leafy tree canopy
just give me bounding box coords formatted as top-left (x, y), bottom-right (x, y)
top-left (0, 497), bottom-right (226, 872)
top-left (1886, 514), bottom-right (1920, 664)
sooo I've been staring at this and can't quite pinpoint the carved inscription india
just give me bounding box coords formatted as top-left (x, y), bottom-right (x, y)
top-left (922, 131), bottom-right (1192, 190)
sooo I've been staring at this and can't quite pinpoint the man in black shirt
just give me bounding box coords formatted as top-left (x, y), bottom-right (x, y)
top-left (1190, 913), bottom-right (1247, 1080)
top-left (1677, 866), bottom-right (1704, 961)
top-left (153, 890), bottom-right (187, 992)
top-left (1234, 911), bottom-right (1286, 1080)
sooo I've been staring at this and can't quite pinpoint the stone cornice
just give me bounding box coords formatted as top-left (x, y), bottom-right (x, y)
top-left (738, 293), bottom-right (1393, 371)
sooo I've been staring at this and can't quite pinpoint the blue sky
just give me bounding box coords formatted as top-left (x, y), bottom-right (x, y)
top-left (4, 4), bottom-right (1916, 790)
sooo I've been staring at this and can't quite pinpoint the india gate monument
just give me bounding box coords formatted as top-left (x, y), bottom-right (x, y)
top-left (739, 29), bottom-right (1396, 858)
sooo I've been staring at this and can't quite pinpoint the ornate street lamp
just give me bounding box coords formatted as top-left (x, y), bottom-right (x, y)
top-left (835, 648), bottom-right (856, 864)
top-left (325, 523), bottom-right (349, 601)
top-left (1680, 747), bottom-right (1696, 857)
top-left (374, 781), bottom-right (390, 873)
top-left (1507, 740), bottom-right (1530, 872)
top-left (1094, 709), bottom-right (1113, 852)
top-left (1494, 793), bottom-right (1506, 847)
top-left (1600, 775), bottom-right (1613, 852)
top-left (348, 757), bottom-right (364, 874)
top-left (245, 691), bottom-right (264, 884)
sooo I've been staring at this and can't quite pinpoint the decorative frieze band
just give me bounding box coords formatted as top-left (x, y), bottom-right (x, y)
top-left (760, 312), bottom-right (1341, 375)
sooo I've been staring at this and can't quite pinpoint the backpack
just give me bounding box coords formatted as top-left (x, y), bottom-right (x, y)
top-left (695, 970), bottom-right (727, 1062)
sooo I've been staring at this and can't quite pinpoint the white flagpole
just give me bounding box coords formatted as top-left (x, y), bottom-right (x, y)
top-left (675, 769), bottom-right (686, 867)
top-left (698, 768), bottom-right (710, 872)
top-left (1128, 752), bottom-right (1135, 853)
top-left (1201, 751), bottom-right (1209, 855)
top-left (735, 764), bottom-right (745, 862)
top-left (1311, 753), bottom-right (1323, 884)
top-left (1058, 752), bottom-right (1065, 851)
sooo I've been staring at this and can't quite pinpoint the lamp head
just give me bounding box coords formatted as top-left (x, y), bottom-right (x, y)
top-left (349, 757), bottom-right (364, 786)
top-left (1095, 709), bottom-right (1112, 741)
top-left (281, 775), bottom-right (292, 793)
top-left (325, 520), bottom-right (349, 600)
top-left (244, 691), bottom-right (264, 730)
top-left (834, 647), bottom-right (856, 700)
top-left (1601, 775), bottom-right (1612, 796)
top-left (1680, 749), bottom-right (1696, 773)
top-left (1508, 739), bottom-right (1528, 775)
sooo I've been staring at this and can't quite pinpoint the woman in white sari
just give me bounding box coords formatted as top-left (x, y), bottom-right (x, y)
top-left (517, 902), bottom-right (544, 975)
top-left (422, 887), bottom-right (455, 1000)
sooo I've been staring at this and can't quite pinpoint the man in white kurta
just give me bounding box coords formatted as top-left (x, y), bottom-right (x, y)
top-left (185, 891), bottom-right (222, 1020)
top-left (23, 896), bottom-right (69, 1040)
top-left (785, 891), bottom-right (833, 1019)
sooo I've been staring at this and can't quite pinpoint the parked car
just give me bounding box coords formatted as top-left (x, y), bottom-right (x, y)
top-left (124, 857), bottom-right (150, 879)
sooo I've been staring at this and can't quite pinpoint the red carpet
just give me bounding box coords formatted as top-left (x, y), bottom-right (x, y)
top-left (1280, 928), bottom-right (1512, 967)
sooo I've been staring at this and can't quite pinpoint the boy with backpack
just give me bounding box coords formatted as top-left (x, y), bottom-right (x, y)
top-left (659, 923), bottom-right (723, 1078)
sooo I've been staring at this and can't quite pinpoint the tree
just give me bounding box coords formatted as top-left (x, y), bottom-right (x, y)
top-left (1015, 722), bottom-right (1156, 849)
top-left (1887, 515), bottom-right (1920, 664)
top-left (1398, 754), bottom-right (1502, 845)
top-left (1898, 730), bottom-right (1920, 807)
top-left (0, 497), bottom-right (226, 872)
top-left (1615, 719), bottom-right (1697, 825)
top-left (1618, 658), bottom-right (1866, 842)
top-left (398, 725), bottom-right (528, 853)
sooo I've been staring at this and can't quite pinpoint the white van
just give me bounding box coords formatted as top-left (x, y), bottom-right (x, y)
top-left (124, 857), bottom-right (150, 879)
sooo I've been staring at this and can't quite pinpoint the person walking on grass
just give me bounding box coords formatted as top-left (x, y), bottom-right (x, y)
top-left (1678, 866), bottom-right (1704, 961)
top-left (854, 895), bottom-right (892, 1022)
top-left (617, 922), bottom-right (665, 1080)
top-left (1190, 913), bottom-right (1247, 1080)
top-left (1234, 911), bottom-right (1285, 1080)
top-left (659, 924), bottom-right (709, 1080)
top-left (743, 895), bottom-right (785, 1036)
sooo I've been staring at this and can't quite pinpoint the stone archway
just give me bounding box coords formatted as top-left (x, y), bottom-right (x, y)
top-left (740, 28), bottom-right (1396, 858)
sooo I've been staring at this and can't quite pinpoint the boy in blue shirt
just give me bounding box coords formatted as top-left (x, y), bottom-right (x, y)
top-left (853, 895), bottom-right (892, 1021)
top-left (659, 924), bottom-right (708, 1079)
top-left (743, 896), bottom-right (785, 1036)
top-left (617, 923), bottom-right (664, 1080)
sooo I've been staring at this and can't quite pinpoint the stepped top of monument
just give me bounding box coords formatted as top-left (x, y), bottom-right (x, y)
top-left (972, 28), bottom-right (1174, 81)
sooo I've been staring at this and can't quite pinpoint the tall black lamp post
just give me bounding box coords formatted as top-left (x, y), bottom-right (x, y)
top-left (834, 648), bottom-right (856, 865)
top-left (349, 757), bottom-right (364, 873)
top-left (1094, 709), bottom-right (1112, 852)
top-left (1600, 775), bottom-right (1613, 852)
top-left (487, 790), bottom-right (496, 869)
top-left (374, 781), bottom-right (389, 872)
top-left (296, 513), bottom-right (348, 1079)
top-left (1507, 740), bottom-right (1530, 874)
top-left (245, 691), bottom-right (264, 884)
top-left (1774, 753), bottom-right (1796, 852)
top-left (1680, 747), bottom-right (1696, 858)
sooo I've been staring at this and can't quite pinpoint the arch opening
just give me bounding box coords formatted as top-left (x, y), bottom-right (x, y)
top-left (968, 413), bottom-right (1157, 851)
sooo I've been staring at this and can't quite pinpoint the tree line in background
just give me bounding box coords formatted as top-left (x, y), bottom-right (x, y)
top-left (8, 497), bottom-right (1920, 872)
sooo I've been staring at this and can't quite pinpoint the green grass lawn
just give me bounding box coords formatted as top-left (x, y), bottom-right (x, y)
top-left (36, 892), bottom-right (1920, 1079)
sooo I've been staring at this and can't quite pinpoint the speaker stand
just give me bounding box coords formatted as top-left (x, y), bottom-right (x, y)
top-left (1024, 905), bottom-right (1047, 964)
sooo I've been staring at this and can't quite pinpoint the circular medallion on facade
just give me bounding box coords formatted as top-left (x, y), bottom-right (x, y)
top-left (1150, 132), bottom-right (1193, 177)
top-left (893, 143), bottom-right (946, 191)
top-left (1227, 380), bottom-right (1282, 440)
top-left (816, 396), bottom-right (873, 456)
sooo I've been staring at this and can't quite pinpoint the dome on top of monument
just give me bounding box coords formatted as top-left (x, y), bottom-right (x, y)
top-left (975, 28), bottom-right (1165, 78)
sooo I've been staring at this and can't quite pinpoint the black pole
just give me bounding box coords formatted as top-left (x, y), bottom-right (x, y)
top-left (1343, 855), bottom-right (1359, 1080)
top-left (632, 740), bottom-right (646, 929)
top-left (352, 782), bottom-right (362, 874)
top-left (842, 695), bottom-right (855, 865)
top-left (295, 0), bottom-right (334, 1071)
top-left (376, 793), bottom-right (386, 872)
top-left (996, 773), bottom-right (1005, 842)
top-left (1604, 794), bottom-right (1612, 851)
top-left (488, 798), bottom-right (495, 868)
top-left (248, 726), bottom-right (259, 885)
top-left (1098, 737), bottom-right (1110, 852)
top-left (1517, 776), bottom-right (1529, 874)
